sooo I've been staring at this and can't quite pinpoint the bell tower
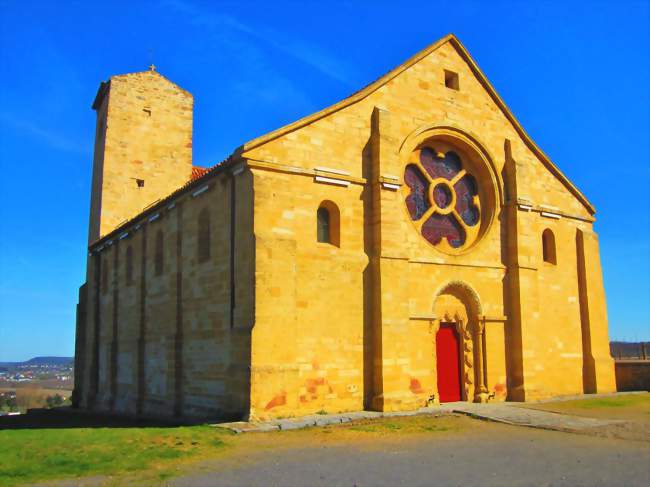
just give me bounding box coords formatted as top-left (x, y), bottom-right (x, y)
top-left (87, 67), bottom-right (193, 243)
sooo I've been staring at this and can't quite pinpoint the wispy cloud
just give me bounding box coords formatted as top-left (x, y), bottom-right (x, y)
top-left (160, 0), bottom-right (357, 86)
top-left (0, 112), bottom-right (91, 156)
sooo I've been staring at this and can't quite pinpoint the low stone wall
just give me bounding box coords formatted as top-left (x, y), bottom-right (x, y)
top-left (615, 360), bottom-right (650, 391)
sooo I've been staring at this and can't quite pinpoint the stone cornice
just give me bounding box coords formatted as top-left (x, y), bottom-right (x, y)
top-left (247, 158), bottom-right (367, 185)
top-left (504, 200), bottom-right (595, 223)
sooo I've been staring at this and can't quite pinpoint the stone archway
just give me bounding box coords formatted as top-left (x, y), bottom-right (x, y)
top-left (432, 282), bottom-right (489, 403)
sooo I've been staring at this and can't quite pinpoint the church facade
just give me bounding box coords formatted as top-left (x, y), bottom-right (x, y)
top-left (73, 34), bottom-right (616, 421)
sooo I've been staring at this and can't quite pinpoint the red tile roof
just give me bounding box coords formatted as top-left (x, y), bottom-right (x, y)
top-left (191, 165), bottom-right (210, 180)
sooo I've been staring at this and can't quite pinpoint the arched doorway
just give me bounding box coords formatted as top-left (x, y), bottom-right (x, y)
top-left (432, 281), bottom-right (488, 403)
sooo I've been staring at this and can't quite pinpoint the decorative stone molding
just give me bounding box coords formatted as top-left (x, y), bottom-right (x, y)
top-left (432, 280), bottom-right (483, 317)
top-left (314, 175), bottom-right (350, 187)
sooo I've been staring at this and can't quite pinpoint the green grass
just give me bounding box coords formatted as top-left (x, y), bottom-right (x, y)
top-left (347, 415), bottom-right (459, 434)
top-left (350, 421), bottom-right (403, 432)
top-left (518, 393), bottom-right (650, 422)
top-left (559, 394), bottom-right (649, 409)
top-left (0, 413), bottom-right (468, 486)
top-left (0, 425), bottom-right (230, 487)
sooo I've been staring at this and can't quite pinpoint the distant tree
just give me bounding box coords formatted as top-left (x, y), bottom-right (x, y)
top-left (45, 394), bottom-right (64, 408)
top-left (16, 386), bottom-right (46, 410)
top-left (0, 394), bottom-right (18, 412)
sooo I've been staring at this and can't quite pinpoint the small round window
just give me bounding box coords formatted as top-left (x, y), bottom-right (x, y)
top-left (404, 143), bottom-right (485, 253)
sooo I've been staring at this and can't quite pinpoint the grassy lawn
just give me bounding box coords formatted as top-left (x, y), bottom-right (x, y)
top-left (518, 393), bottom-right (650, 422)
top-left (0, 413), bottom-right (467, 486)
top-left (0, 425), bottom-right (231, 486)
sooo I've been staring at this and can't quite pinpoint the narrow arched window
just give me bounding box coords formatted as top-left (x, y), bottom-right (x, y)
top-left (154, 230), bottom-right (164, 276)
top-left (198, 208), bottom-right (211, 263)
top-left (317, 207), bottom-right (330, 243)
top-left (125, 246), bottom-right (133, 285)
top-left (542, 229), bottom-right (557, 265)
top-left (316, 201), bottom-right (340, 246)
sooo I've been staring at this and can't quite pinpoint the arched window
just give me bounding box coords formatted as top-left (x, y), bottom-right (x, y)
top-left (316, 201), bottom-right (340, 246)
top-left (542, 229), bottom-right (557, 265)
top-left (154, 230), bottom-right (164, 276)
top-left (317, 207), bottom-right (330, 243)
top-left (198, 208), bottom-right (211, 263)
top-left (125, 246), bottom-right (133, 285)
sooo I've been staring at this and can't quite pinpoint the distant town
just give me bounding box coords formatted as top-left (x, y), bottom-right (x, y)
top-left (0, 357), bottom-right (74, 415)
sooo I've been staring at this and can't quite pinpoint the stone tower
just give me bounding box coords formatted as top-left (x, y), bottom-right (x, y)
top-left (87, 68), bottom-right (193, 243)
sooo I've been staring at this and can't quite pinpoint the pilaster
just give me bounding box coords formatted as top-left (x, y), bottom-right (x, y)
top-left (136, 225), bottom-right (147, 416)
top-left (72, 283), bottom-right (87, 408)
top-left (173, 203), bottom-right (184, 417)
top-left (576, 229), bottom-right (616, 392)
top-left (503, 139), bottom-right (541, 401)
top-left (109, 241), bottom-right (119, 411)
top-left (88, 254), bottom-right (101, 408)
top-left (369, 107), bottom-right (414, 411)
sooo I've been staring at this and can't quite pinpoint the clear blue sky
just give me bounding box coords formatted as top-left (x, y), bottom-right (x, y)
top-left (0, 1), bottom-right (648, 361)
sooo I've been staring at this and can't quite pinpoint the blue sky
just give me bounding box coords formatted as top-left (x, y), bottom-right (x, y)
top-left (0, 1), bottom-right (648, 361)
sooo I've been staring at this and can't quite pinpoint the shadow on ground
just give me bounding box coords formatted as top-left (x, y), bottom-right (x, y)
top-left (0, 407), bottom-right (184, 430)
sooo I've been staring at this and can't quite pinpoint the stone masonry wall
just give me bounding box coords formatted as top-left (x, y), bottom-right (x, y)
top-left (242, 36), bottom-right (615, 414)
top-left (249, 168), bottom-right (367, 420)
top-left (76, 35), bottom-right (615, 420)
top-left (78, 167), bottom-right (254, 421)
top-left (88, 71), bottom-right (193, 243)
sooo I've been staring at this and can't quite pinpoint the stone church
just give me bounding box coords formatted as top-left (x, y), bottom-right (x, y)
top-left (73, 34), bottom-right (616, 421)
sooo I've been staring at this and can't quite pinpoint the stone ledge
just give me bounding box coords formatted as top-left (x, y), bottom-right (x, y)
top-left (212, 406), bottom-right (452, 433)
top-left (211, 392), bottom-right (648, 434)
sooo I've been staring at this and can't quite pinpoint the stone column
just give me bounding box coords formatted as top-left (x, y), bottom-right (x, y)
top-left (473, 319), bottom-right (489, 403)
top-left (429, 318), bottom-right (441, 405)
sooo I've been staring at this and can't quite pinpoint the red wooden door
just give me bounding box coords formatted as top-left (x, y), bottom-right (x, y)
top-left (436, 324), bottom-right (462, 402)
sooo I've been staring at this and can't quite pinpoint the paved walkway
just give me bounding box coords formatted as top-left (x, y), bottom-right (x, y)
top-left (215, 395), bottom-right (631, 434)
top-left (449, 402), bottom-right (623, 433)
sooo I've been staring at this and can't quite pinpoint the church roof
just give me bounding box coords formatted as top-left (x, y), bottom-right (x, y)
top-left (235, 33), bottom-right (595, 215)
top-left (191, 165), bottom-right (211, 180)
top-left (90, 34), bottom-right (596, 249)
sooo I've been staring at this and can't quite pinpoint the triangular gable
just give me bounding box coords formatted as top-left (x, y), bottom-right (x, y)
top-left (236, 34), bottom-right (595, 215)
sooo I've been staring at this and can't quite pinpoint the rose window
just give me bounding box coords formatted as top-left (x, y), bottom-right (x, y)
top-left (405, 146), bottom-right (482, 251)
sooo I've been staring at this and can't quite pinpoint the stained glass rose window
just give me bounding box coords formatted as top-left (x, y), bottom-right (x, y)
top-left (405, 146), bottom-right (482, 251)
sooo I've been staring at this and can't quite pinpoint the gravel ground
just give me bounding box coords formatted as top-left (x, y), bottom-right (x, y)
top-left (171, 419), bottom-right (650, 487)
